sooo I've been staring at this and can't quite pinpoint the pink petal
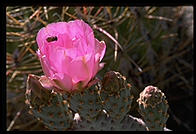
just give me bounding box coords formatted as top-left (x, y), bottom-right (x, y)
top-left (67, 20), bottom-right (94, 39)
top-left (95, 39), bottom-right (106, 62)
top-left (39, 75), bottom-right (54, 90)
top-left (36, 28), bottom-right (46, 52)
top-left (44, 33), bottom-right (73, 49)
top-left (46, 22), bottom-right (68, 35)
top-left (98, 62), bottom-right (105, 71)
top-left (80, 54), bottom-right (97, 86)
top-left (37, 49), bottom-right (55, 77)
top-left (46, 45), bottom-right (72, 74)
top-left (68, 20), bottom-right (96, 53)
top-left (36, 22), bottom-right (71, 52)
top-left (51, 73), bottom-right (73, 91)
top-left (60, 34), bottom-right (73, 49)
top-left (67, 55), bottom-right (91, 85)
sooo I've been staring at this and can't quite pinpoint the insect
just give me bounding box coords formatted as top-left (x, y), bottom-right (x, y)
top-left (46, 36), bottom-right (58, 42)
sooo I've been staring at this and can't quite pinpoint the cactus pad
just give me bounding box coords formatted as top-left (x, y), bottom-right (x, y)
top-left (25, 74), bottom-right (73, 130)
top-left (67, 78), bottom-right (103, 121)
top-left (137, 85), bottom-right (169, 131)
top-left (100, 71), bottom-right (134, 121)
top-left (73, 111), bottom-right (147, 131)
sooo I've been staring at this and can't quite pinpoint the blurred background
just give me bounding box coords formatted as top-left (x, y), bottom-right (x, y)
top-left (6, 6), bottom-right (193, 131)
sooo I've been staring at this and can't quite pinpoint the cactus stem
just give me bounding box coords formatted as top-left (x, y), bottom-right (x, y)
top-left (127, 83), bottom-right (132, 88)
top-left (25, 99), bottom-right (30, 105)
top-left (80, 92), bottom-right (84, 97)
top-left (56, 101), bottom-right (60, 106)
top-left (149, 112), bottom-right (153, 117)
top-left (28, 110), bottom-right (33, 115)
top-left (25, 89), bottom-right (31, 95)
top-left (49, 113), bottom-right (54, 118)
top-left (96, 99), bottom-right (100, 104)
top-left (47, 101), bottom-right (52, 106)
top-left (88, 100), bottom-right (93, 105)
top-left (123, 97), bottom-right (128, 102)
top-left (38, 107), bottom-right (42, 113)
top-left (105, 97), bottom-right (109, 103)
top-left (78, 105), bottom-right (82, 111)
top-left (49, 121), bottom-right (54, 126)
top-left (130, 95), bottom-right (134, 100)
top-left (89, 90), bottom-right (94, 95)
top-left (60, 121), bottom-right (64, 126)
top-left (116, 114), bottom-right (120, 119)
top-left (90, 126), bottom-right (94, 130)
top-left (155, 120), bottom-right (160, 124)
top-left (79, 100), bottom-right (84, 105)
top-left (111, 119), bottom-right (115, 124)
top-left (62, 100), bottom-right (68, 105)
top-left (58, 112), bottom-right (63, 118)
top-left (112, 103), bottom-right (118, 108)
top-left (121, 108), bottom-right (125, 112)
top-left (165, 114), bottom-right (169, 118)
top-left (39, 118), bottom-right (43, 123)
top-left (115, 94), bottom-right (120, 99)
top-left (95, 108), bottom-right (100, 112)
top-left (160, 123), bottom-right (164, 128)
top-left (109, 107), bottom-right (114, 112)
top-left (89, 108), bottom-right (93, 112)
top-left (146, 119), bottom-right (151, 123)
top-left (127, 104), bottom-right (131, 109)
top-left (150, 126), bottom-right (155, 129)
top-left (101, 121), bottom-right (105, 127)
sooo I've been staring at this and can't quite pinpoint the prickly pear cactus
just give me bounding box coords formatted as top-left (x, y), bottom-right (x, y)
top-left (25, 74), bottom-right (73, 130)
top-left (73, 111), bottom-right (147, 131)
top-left (25, 71), bottom-right (171, 131)
top-left (67, 78), bottom-right (103, 121)
top-left (99, 71), bottom-right (134, 121)
top-left (137, 86), bottom-right (169, 131)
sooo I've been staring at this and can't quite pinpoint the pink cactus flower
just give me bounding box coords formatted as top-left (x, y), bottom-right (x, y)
top-left (36, 20), bottom-right (106, 92)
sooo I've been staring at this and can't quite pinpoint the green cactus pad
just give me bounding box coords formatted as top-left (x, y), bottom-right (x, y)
top-left (137, 85), bottom-right (169, 131)
top-left (67, 78), bottom-right (103, 121)
top-left (102, 71), bottom-right (127, 93)
top-left (119, 115), bottom-right (147, 131)
top-left (73, 111), bottom-right (147, 131)
top-left (72, 111), bottom-right (116, 131)
top-left (100, 71), bottom-right (134, 121)
top-left (25, 74), bottom-right (73, 130)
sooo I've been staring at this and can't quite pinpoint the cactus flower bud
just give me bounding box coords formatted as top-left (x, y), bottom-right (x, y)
top-left (36, 20), bottom-right (106, 92)
top-left (100, 71), bottom-right (133, 121)
top-left (102, 71), bottom-right (127, 94)
top-left (137, 85), bottom-right (169, 131)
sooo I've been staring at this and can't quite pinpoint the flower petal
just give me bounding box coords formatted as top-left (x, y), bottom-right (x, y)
top-left (67, 55), bottom-right (91, 85)
top-left (36, 28), bottom-right (47, 52)
top-left (67, 20), bottom-right (94, 39)
top-left (46, 45), bottom-right (72, 74)
top-left (37, 49), bottom-right (55, 77)
top-left (44, 22), bottom-right (68, 35)
top-left (39, 75), bottom-right (54, 90)
top-left (95, 39), bottom-right (106, 62)
top-left (51, 73), bottom-right (73, 91)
